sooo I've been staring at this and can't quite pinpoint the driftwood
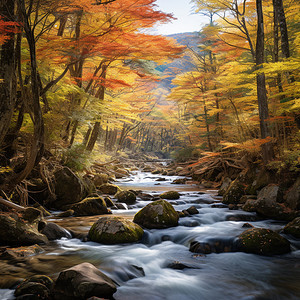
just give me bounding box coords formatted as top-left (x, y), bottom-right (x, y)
top-left (0, 198), bottom-right (24, 211)
top-left (175, 153), bottom-right (246, 181)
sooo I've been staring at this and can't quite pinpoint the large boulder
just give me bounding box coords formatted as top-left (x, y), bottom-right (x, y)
top-left (284, 177), bottom-right (300, 211)
top-left (115, 190), bottom-right (136, 205)
top-left (159, 191), bottom-right (180, 200)
top-left (247, 168), bottom-right (273, 195)
top-left (218, 177), bottom-right (232, 196)
top-left (98, 184), bottom-right (121, 195)
top-left (39, 222), bottom-right (72, 240)
top-left (222, 179), bottom-right (245, 204)
top-left (0, 213), bottom-right (48, 246)
top-left (236, 228), bottom-right (290, 256)
top-left (283, 217), bottom-right (300, 238)
top-left (88, 216), bottom-right (143, 244)
top-left (53, 262), bottom-right (117, 300)
top-left (255, 184), bottom-right (295, 220)
top-left (133, 200), bottom-right (179, 229)
top-left (53, 167), bottom-right (84, 209)
top-left (70, 196), bottom-right (111, 216)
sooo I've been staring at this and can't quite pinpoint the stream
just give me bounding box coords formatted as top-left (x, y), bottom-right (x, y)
top-left (1, 170), bottom-right (300, 299)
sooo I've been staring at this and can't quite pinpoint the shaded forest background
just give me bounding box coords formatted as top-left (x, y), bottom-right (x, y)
top-left (0, 0), bottom-right (299, 200)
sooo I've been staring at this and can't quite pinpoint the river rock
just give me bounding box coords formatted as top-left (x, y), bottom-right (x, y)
top-left (40, 222), bottom-right (72, 240)
top-left (93, 173), bottom-right (109, 187)
top-left (236, 228), bottom-right (290, 255)
top-left (242, 199), bottom-right (258, 212)
top-left (159, 191), bottom-right (180, 200)
top-left (222, 179), bottom-right (245, 204)
top-left (115, 190), bottom-right (136, 205)
top-left (186, 206), bottom-right (199, 215)
top-left (137, 192), bottom-right (154, 201)
top-left (98, 183), bottom-right (121, 195)
top-left (56, 209), bottom-right (74, 218)
top-left (218, 177), bottom-right (232, 196)
top-left (283, 217), bottom-right (300, 238)
top-left (104, 196), bottom-right (114, 207)
top-left (172, 178), bottom-right (187, 184)
top-left (189, 238), bottom-right (236, 254)
top-left (284, 177), bottom-right (300, 211)
top-left (0, 244), bottom-right (44, 260)
top-left (70, 196), bottom-right (111, 216)
top-left (151, 169), bottom-right (162, 174)
top-left (88, 216), bottom-right (144, 244)
top-left (53, 262), bottom-right (116, 300)
top-left (0, 213), bottom-right (48, 246)
top-left (255, 184), bottom-right (295, 220)
top-left (15, 275), bottom-right (53, 299)
top-left (133, 200), bottom-right (179, 229)
top-left (53, 167), bottom-right (84, 208)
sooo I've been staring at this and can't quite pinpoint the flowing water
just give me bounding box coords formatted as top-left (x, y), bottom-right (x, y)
top-left (1, 171), bottom-right (300, 299)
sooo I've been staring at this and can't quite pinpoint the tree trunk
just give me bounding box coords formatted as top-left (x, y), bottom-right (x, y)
top-left (86, 121), bottom-right (101, 151)
top-left (256, 0), bottom-right (273, 164)
top-left (8, 0), bottom-right (45, 188)
top-left (0, 0), bottom-right (16, 146)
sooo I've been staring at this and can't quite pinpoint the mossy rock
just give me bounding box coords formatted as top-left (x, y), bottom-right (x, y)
top-left (151, 169), bottom-right (162, 174)
top-left (57, 210), bottom-right (74, 218)
top-left (71, 196), bottom-right (110, 216)
top-left (14, 282), bottom-right (50, 299)
top-left (93, 173), bottom-right (109, 187)
top-left (255, 184), bottom-right (296, 221)
top-left (222, 179), bottom-right (246, 204)
top-left (98, 183), bottom-right (121, 195)
top-left (283, 217), bottom-right (300, 238)
top-left (0, 213), bottom-right (48, 246)
top-left (133, 200), bottom-right (179, 229)
top-left (159, 191), bottom-right (180, 200)
top-left (218, 177), bottom-right (232, 196)
top-left (88, 216), bottom-right (144, 244)
top-left (15, 275), bottom-right (54, 297)
top-left (115, 190), bottom-right (136, 205)
top-left (242, 199), bottom-right (258, 212)
top-left (236, 228), bottom-right (290, 256)
top-left (53, 167), bottom-right (84, 208)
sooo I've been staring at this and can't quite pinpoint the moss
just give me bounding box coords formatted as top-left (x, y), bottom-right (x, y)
top-left (237, 228), bottom-right (290, 255)
top-left (88, 216), bottom-right (143, 244)
top-left (133, 200), bottom-right (179, 229)
top-left (160, 191), bottom-right (180, 200)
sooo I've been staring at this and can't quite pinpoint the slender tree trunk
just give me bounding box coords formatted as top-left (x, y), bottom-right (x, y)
top-left (273, 0), bottom-right (284, 94)
top-left (0, 0), bottom-right (16, 146)
top-left (256, 0), bottom-right (273, 164)
top-left (86, 121), bottom-right (101, 151)
top-left (83, 125), bottom-right (92, 146)
top-left (203, 101), bottom-right (213, 151)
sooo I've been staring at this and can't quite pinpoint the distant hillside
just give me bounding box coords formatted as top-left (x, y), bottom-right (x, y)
top-left (156, 32), bottom-right (202, 92)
